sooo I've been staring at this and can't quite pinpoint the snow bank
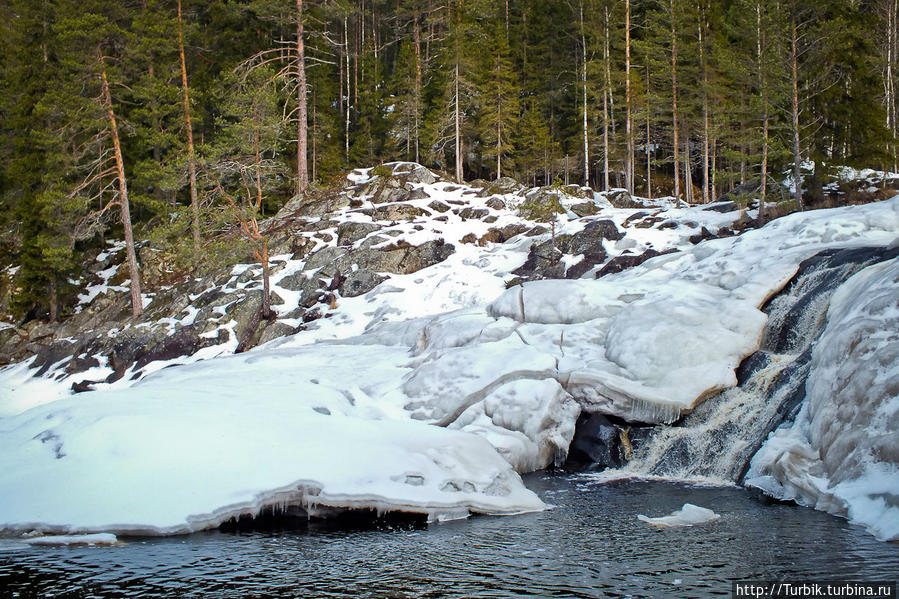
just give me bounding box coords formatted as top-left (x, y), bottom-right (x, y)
top-left (485, 198), bottom-right (899, 422)
top-left (637, 503), bottom-right (720, 528)
top-left (0, 344), bottom-right (544, 536)
top-left (745, 256), bottom-right (899, 541)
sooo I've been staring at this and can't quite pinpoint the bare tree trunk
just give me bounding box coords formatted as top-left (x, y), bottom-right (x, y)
top-left (100, 50), bottom-right (142, 317)
top-left (296, 0), bottom-right (309, 195)
top-left (177, 0), bottom-right (200, 252)
top-left (684, 138), bottom-right (693, 204)
top-left (625, 0), bottom-right (633, 194)
top-left (757, 1), bottom-right (768, 224)
top-left (670, 0), bottom-right (681, 204)
top-left (647, 99), bottom-right (652, 199)
top-left (345, 16), bottom-right (350, 162)
top-left (455, 64), bottom-right (463, 183)
top-left (581, 2), bottom-right (589, 187)
top-left (790, 0), bottom-right (803, 210)
top-left (602, 3), bottom-right (610, 191)
top-left (413, 12), bottom-right (422, 163)
top-left (259, 245), bottom-right (271, 319)
top-left (698, 8), bottom-right (709, 204)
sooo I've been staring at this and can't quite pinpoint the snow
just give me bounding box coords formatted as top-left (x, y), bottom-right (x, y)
top-left (484, 198), bottom-right (898, 422)
top-left (637, 503), bottom-right (721, 528)
top-left (745, 256), bottom-right (899, 541)
top-left (0, 343), bottom-right (544, 536)
top-left (22, 533), bottom-right (118, 546)
top-left (1, 165), bottom-right (897, 539)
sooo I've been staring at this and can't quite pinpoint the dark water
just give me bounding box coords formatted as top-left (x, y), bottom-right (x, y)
top-left (2, 475), bottom-right (897, 598)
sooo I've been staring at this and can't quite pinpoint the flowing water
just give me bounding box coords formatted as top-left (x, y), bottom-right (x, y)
top-left (620, 246), bottom-right (899, 483)
top-left (1, 475), bottom-right (897, 598)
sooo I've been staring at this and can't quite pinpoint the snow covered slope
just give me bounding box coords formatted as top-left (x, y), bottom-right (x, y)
top-left (1, 164), bottom-right (897, 538)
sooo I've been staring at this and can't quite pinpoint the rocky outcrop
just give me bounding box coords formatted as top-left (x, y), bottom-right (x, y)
top-left (512, 219), bottom-right (623, 281)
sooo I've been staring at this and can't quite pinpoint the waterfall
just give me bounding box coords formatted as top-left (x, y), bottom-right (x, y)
top-left (613, 245), bottom-right (899, 483)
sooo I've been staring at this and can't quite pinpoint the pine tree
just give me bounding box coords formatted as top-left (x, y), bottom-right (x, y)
top-left (478, 17), bottom-right (519, 179)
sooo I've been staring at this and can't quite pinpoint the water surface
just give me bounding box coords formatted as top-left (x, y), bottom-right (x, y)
top-left (2, 475), bottom-right (897, 598)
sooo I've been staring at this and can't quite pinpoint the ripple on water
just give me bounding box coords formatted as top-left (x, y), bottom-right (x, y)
top-left (1, 475), bottom-right (897, 598)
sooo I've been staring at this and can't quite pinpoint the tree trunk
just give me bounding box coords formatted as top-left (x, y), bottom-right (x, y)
top-left (177, 0), bottom-right (200, 253)
top-left (625, 0), bottom-right (633, 194)
top-left (100, 50), bottom-right (142, 317)
top-left (413, 12), bottom-right (422, 163)
top-left (296, 0), bottom-right (309, 195)
top-left (670, 0), bottom-right (681, 205)
top-left (581, 19), bottom-right (590, 188)
top-left (602, 3), bottom-right (610, 191)
top-left (455, 63), bottom-right (463, 183)
top-left (684, 138), bottom-right (693, 204)
top-left (757, 1), bottom-right (768, 224)
top-left (699, 8), bottom-right (709, 204)
top-left (344, 16), bottom-right (350, 163)
top-left (646, 90), bottom-right (652, 199)
top-left (790, 0), bottom-right (803, 210)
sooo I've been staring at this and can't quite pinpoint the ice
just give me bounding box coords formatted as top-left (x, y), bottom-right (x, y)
top-left (23, 533), bottom-right (119, 546)
top-left (2, 169), bottom-right (897, 538)
top-left (0, 343), bottom-right (544, 536)
top-left (637, 503), bottom-right (721, 528)
top-left (745, 257), bottom-right (899, 541)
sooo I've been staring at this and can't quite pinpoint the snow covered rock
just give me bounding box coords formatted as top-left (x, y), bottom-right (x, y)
top-left (0, 343), bottom-right (545, 536)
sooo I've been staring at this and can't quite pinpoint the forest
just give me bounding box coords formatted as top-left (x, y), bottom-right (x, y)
top-left (1, 0), bottom-right (896, 321)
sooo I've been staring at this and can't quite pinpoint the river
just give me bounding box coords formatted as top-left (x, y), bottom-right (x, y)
top-left (2, 474), bottom-right (897, 598)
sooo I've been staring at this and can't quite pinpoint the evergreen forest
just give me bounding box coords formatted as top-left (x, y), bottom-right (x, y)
top-left (2, 0), bottom-right (896, 320)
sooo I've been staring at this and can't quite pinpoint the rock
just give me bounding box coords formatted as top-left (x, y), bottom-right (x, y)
top-left (408, 187), bottom-right (430, 201)
top-left (456, 207), bottom-right (489, 220)
top-left (623, 211), bottom-right (652, 227)
top-left (391, 162), bottom-right (438, 185)
top-left (603, 189), bottom-right (643, 208)
top-left (596, 248), bottom-right (677, 278)
top-left (476, 176), bottom-right (524, 197)
top-left (571, 202), bottom-right (600, 217)
top-left (689, 227), bottom-right (716, 244)
top-left (703, 200), bottom-right (740, 213)
top-left (340, 269), bottom-right (388, 297)
top-left (337, 221), bottom-right (382, 246)
top-left (567, 413), bottom-right (651, 469)
top-left (512, 241), bottom-right (566, 281)
top-left (257, 321), bottom-right (297, 346)
top-left (485, 198), bottom-right (506, 210)
top-left (460, 233), bottom-right (478, 244)
top-left (365, 204), bottom-right (429, 221)
top-left (428, 200), bottom-right (451, 213)
top-left (561, 184), bottom-right (592, 199)
top-left (370, 187), bottom-right (409, 205)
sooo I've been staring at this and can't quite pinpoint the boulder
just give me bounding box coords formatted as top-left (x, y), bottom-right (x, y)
top-left (428, 200), bottom-right (451, 213)
top-left (364, 204), bottom-right (429, 221)
top-left (603, 189), bottom-right (643, 208)
top-left (477, 176), bottom-right (525, 197)
top-left (455, 207), bottom-right (489, 220)
top-left (571, 202), bottom-right (600, 217)
top-left (595, 248), bottom-right (677, 278)
top-left (337, 221), bottom-right (382, 246)
top-left (340, 269), bottom-right (388, 297)
top-left (485, 198), bottom-right (506, 211)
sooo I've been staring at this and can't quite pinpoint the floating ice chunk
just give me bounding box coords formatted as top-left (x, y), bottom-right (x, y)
top-left (637, 503), bottom-right (720, 528)
top-left (23, 533), bottom-right (119, 546)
